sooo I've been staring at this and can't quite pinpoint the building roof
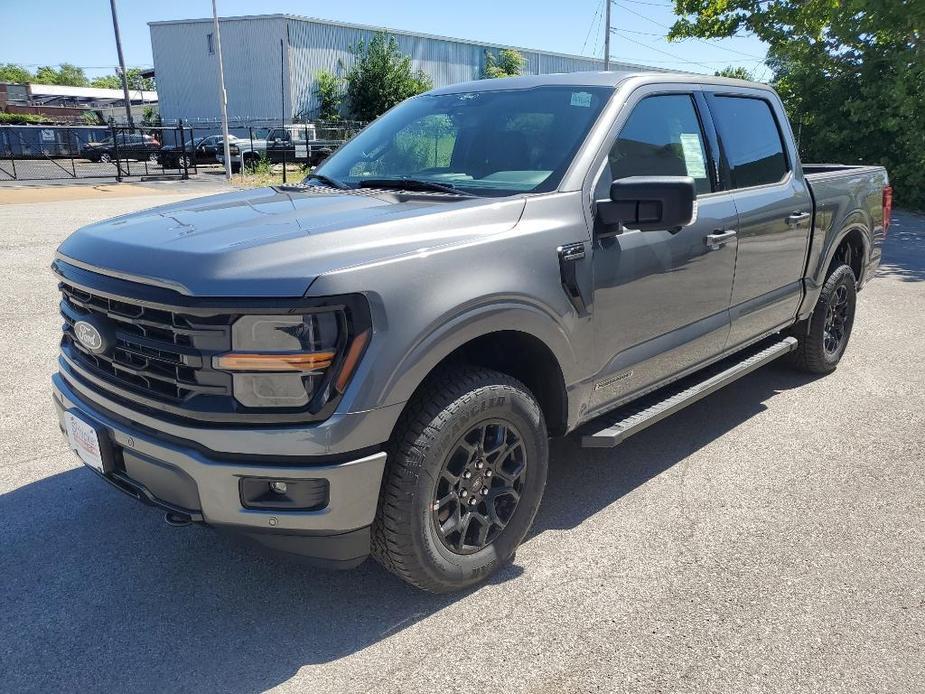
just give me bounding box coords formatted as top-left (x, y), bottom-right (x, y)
top-left (148, 13), bottom-right (656, 72)
top-left (27, 83), bottom-right (157, 103)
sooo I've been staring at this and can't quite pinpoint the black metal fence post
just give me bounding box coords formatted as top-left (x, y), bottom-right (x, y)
top-left (281, 137), bottom-right (287, 184)
top-left (178, 120), bottom-right (188, 180)
top-left (110, 120), bottom-right (122, 182)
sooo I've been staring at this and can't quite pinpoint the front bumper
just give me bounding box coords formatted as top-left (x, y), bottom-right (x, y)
top-left (52, 372), bottom-right (387, 567)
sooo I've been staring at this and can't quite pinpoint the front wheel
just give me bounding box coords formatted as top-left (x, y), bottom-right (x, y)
top-left (790, 264), bottom-right (857, 374)
top-left (372, 367), bottom-right (548, 592)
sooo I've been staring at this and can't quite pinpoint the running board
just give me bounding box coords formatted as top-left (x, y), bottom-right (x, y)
top-left (580, 336), bottom-right (797, 448)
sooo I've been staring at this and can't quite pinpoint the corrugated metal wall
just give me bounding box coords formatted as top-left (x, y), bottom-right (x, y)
top-left (151, 17), bottom-right (290, 123)
top-left (151, 15), bottom-right (645, 123)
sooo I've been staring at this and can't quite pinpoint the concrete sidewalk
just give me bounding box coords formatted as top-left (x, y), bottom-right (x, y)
top-left (0, 177), bottom-right (233, 205)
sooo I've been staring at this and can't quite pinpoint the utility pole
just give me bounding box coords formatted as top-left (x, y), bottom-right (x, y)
top-left (108, 0), bottom-right (133, 127)
top-left (212, 0), bottom-right (232, 182)
top-left (604, 0), bottom-right (612, 71)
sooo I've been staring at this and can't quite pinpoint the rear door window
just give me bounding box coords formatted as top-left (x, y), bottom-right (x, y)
top-left (709, 96), bottom-right (788, 189)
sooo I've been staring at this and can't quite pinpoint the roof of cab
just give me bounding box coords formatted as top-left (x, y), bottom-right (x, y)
top-left (427, 70), bottom-right (773, 95)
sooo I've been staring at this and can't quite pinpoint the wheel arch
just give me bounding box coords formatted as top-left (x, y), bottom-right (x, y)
top-left (378, 304), bottom-right (579, 439)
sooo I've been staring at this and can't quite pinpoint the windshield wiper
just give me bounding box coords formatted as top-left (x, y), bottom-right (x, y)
top-left (302, 173), bottom-right (348, 189)
top-left (357, 178), bottom-right (474, 196)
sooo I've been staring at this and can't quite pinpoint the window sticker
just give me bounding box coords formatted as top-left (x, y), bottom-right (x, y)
top-left (570, 91), bottom-right (592, 108)
top-left (679, 133), bottom-right (707, 179)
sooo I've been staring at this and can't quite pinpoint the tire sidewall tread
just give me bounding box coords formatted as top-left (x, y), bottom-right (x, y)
top-left (372, 366), bottom-right (548, 593)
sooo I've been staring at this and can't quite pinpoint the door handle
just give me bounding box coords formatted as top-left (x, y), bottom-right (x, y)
top-left (705, 230), bottom-right (737, 250)
top-left (786, 211), bottom-right (811, 225)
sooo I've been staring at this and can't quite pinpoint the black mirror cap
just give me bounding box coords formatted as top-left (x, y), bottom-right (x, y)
top-left (600, 175), bottom-right (696, 231)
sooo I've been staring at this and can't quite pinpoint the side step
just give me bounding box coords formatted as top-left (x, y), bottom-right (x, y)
top-left (580, 336), bottom-right (797, 448)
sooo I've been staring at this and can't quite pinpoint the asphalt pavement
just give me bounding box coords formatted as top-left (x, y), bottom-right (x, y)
top-left (0, 186), bottom-right (922, 693)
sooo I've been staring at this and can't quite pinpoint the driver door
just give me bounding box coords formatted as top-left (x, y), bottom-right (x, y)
top-left (588, 88), bottom-right (738, 412)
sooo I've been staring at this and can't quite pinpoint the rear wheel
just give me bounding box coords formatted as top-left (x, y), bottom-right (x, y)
top-left (790, 264), bottom-right (857, 373)
top-left (372, 366), bottom-right (548, 592)
top-left (98, 152), bottom-right (112, 164)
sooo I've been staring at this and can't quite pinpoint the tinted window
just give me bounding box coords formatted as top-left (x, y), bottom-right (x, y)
top-left (317, 86), bottom-right (612, 196)
top-left (710, 96), bottom-right (787, 188)
top-left (600, 94), bottom-right (712, 198)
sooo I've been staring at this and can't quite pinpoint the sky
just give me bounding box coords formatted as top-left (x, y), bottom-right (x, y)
top-left (1, 0), bottom-right (772, 81)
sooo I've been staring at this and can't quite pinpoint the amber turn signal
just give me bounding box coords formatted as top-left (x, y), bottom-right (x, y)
top-left (335, 329), bottom-right (371, 393)
top-left (214, 351), bottom-right (335, 372)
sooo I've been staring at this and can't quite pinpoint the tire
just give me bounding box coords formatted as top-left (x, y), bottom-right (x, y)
top-left (231, 163), bottom-right (241, 174)
top-left (372, 366), bottom-right (548, 593)
top-left (790, 264), bottom-right (857, 374)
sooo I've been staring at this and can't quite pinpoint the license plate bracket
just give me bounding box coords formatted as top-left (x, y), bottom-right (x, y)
top-left (64, 409), bottom-right (114, 475)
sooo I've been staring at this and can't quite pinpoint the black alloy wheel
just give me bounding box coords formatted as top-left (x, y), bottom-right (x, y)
top-left (823, 283), bottom-right (850, 355)
top-left (432, 420), bottom-right (527, 555)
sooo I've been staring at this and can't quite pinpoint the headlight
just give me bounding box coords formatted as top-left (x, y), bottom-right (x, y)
top-left (213, 303), bottom-right (370, 410)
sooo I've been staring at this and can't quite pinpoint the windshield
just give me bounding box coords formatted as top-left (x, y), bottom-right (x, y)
top-left (314, 86), bottom-right (612, 196)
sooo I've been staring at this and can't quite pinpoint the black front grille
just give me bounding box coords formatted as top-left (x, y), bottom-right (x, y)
top-left (59, 281), bottom-right (233, 404)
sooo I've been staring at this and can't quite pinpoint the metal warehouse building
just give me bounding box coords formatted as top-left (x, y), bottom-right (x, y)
top-left (149, 14), bottom-right (653, 123)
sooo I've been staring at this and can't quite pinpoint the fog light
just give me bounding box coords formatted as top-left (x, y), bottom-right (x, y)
top-left (239, 477), bottom-right (329, 511)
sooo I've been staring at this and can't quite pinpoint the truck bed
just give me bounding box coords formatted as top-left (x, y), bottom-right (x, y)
top-left (802, 163), bottom-right (886, 179)
top-left (802, 162), bottom-right (889, 293)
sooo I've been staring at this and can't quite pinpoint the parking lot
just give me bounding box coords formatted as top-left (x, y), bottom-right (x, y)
top-left (0, 184), bottom-right (922, 693)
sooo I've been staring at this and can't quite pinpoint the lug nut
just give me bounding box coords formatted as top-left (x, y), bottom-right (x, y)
top-left (476, 462), bottom-right (484, 469)
top-left (485, 470), bottom-right (492, 478)
top-left (460, 489), bottom-right (468, 498)
top-left (481, 488), bottom-right (488, 495)
top-left (464, 472), bottom-right (472, 479)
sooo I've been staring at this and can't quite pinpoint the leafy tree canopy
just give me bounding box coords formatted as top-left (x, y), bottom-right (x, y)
top-left (0, 63), bottom-right (33, 84)
top-left (345, 33), bottom-right (432, 121)
top-left (34, 63), bottom-right (89, 86)
top-left (714, 65), bottom-right (752, 80)
top-left (91, 68), bottom-right (156, 92)
top-left (670, 0), bottom-right (925, 207)
top-left (314, 69), bottom-right (343, 122)
top-left (483, 49), bottom-right (526, 79)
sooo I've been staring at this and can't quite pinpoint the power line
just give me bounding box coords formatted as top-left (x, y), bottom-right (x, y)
top-left (617, 33), bottom-right (716, 70)
top-left (619, 0), bottom-right (673, 6)
top-left (0, 61), bottom-right (153, 70)
top-left (613, 2), bottom-right (767, 59)
top-left (582, 0), bottom-right (606, 56)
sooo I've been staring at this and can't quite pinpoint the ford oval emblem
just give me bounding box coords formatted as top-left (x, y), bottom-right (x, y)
top-left (74, 320), bottom-right (104, 352)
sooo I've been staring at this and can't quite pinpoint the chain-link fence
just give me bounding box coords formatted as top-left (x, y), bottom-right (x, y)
top-left (0, 120), bottom-right (366, 182)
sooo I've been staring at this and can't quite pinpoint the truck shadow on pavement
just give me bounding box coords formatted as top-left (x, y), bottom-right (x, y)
top-left (0, 364), bottom-right (818, 692)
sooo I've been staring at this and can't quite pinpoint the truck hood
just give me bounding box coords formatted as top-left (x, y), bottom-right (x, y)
top-left (57, 186), bottom-right (526, 297)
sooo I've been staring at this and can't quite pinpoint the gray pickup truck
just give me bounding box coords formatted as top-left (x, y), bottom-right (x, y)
top-left (52, 71), bottom-right (891, 592)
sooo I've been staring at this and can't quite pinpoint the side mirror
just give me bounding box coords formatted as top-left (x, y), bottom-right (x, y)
top-left (598, 176), bottom-right (696, 232)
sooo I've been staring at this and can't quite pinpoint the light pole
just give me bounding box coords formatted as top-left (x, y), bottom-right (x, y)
top-left (212, 0), bottom-right (232, 182)
top-left (604, 0), bottom-right (612, 71)
top-left (108, 0), bottom-right (133, 127)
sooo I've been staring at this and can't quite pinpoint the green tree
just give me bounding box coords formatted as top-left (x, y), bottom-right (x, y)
top-left (314, 70), bottom-right (343, 122)
top-left (0, 63), bottom-right (34, 84)
top-left (483, 49), bottom-right (526, 79)
top-left (91, 68), bottom-right (155, 92)
top-left (670, 0), bottom-right (925, 207)
top-left (714, 66), bottom-right (752, 80)
top-left (345, 33), bottom-right (432, 121)
top-left (33, 63), bottom-right (89, 86)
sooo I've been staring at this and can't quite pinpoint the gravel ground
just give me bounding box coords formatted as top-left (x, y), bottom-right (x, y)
top-left (0, 188), bottom-right (922, 694)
